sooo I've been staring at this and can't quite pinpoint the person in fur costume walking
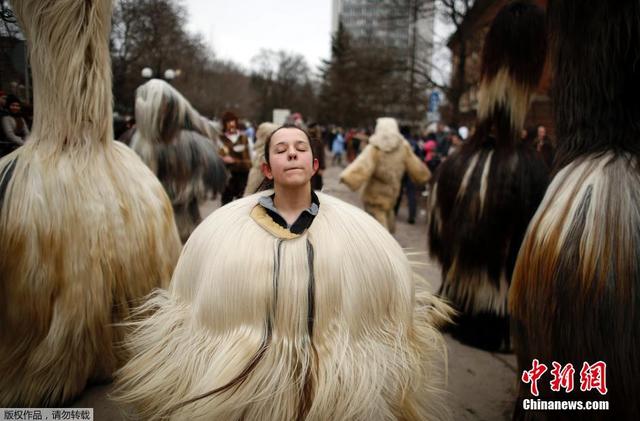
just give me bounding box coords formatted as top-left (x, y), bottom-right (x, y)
top-left (113, 124), bottom-right (452, 421)
top-left (427, 1), bottom-right (549, 352)
top-left (0, 0), bottom-right (182, 406)
top-left (340, 117), bottom-right (430, 233)
top-left (510, 1), bottom-right (640, 419)
top-left (131, 79), bottom-right (228, 242)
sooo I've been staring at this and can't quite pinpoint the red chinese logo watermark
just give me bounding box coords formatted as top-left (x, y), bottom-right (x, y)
top-left (521, 359), bottom-right (547, 396)
top-left (579, 361), bottom-right (608, 395)
top-left (550, 362), bottom-right (575, 393)
top-left (521, 360), bottom-right (607, 396)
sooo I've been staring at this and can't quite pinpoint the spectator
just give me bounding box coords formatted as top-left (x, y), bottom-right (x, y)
top-left (219, 111), bottom-right (251, 204)
top-left (308, 122), bottom-right (326, 190)
top-left (331, 128), bottom-right (345, 166)
top-left (448, 131), bottom-right (464, 156)
top-left (0, 95), bottom-right (29, 157)
top-left (533, 125), bottom-right (555, 168)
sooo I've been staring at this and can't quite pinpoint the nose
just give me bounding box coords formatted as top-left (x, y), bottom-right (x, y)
top-left (287, 147), bottom-right (298, 160)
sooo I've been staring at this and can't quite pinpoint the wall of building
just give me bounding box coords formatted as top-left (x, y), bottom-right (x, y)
top-left (447, 0), bottom-right (554, 138)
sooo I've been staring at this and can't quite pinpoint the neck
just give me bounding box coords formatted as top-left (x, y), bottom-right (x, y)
top-left (15, 0), bottom-right (114, 149)
top-left (273, 183), bottom-right (312, 223)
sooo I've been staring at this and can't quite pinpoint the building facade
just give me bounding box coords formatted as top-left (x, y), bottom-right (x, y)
top-left (332, 0), bottom-right (436, 123)
top-left (446, 0), bottom-right (552, 137)
top-left (333, 0), bottom-right (433, 52)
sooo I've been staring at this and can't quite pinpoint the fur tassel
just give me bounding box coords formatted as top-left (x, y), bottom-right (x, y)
top-left (113, 192), bottom-right (452, 420)
top-left (511, 154), bottom-right (640, 419)
top-left (0, 0), bottom-right (182, 406)
top-left (426, 2), bottom-right (548, 352)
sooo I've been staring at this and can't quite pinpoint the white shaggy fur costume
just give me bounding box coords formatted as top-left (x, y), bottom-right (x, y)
top-left (114, 192), bottom-right (451, 420)
top-left (131, 79), bottom-right (227, 242)
top-left (243, 122), bottom-right (278, 196)
top-left (340, 117), bottom-right (430, 233)
top-left (0, 0), bottom-right (181, 406)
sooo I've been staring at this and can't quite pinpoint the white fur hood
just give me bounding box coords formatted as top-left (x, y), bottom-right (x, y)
top-left (368, 117), bottom-right (404, 152)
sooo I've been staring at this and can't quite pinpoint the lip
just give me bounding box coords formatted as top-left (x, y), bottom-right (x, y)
top-left (284, 167), bottom-right (303, 172)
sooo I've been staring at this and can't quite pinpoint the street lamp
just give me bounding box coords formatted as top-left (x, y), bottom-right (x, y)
top-left (141, 67), bottom-right (153, 79)
top-left (163, 69), bottom-right (176, 80)
top-left (141, 67), bottom-right (179, 82)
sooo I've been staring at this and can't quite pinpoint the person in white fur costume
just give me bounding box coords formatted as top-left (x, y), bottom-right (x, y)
top-left (340, 117), bottom-right (431, 233)
top-left (0, 0), bottom-right (181, 406)
top-left (243, 121), bottom-right (278, 196)
top-left (113, 124), bottom-right (452, 420)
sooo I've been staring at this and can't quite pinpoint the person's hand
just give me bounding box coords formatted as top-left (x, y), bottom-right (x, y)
top-left (222, 155), bottom-right (235, 164)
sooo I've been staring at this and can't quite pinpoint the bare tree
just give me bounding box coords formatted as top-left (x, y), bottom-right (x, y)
top-left (110, 0), bottom-right (207, 113)
top-left (438, 0), bottom-right (476, 125)
top-left (250, 49), bottom-right (315, 123)
top-left (383, 0), bottom-right (477, 125)
top-left (0, 1), bottom-right (29, 101)
top-left (110, 0), bottom-right (257, 120)
top-left (0, 0), bottom-right (20, 39)
top-left (318, 21), bottom-right (410, 127)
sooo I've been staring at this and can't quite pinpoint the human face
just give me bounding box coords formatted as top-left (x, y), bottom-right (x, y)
top-left (261, 128), bottom-right (318, 188)
top-left (9, 102), bottom-right (20, 114)
top-left (537, 126), bottom-right (546, 139)
top-left (225, 120), bottom-right (237, 133)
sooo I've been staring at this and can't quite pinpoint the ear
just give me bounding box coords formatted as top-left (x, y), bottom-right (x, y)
top-left (261, 162), bottom-right (273, 180)
top-left (312, 158), bottom-right (319, 175)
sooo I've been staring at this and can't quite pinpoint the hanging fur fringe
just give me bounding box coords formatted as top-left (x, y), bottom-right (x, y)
top-left (510, 1), bottom-right (640, 419)
top-left (0, 0), bottom-right (182, 406)
top-left (427, 2), bottom-right (548, 352)
top-left (131, 79), bottom-right (228, 242)
top-left (243, 122), bottom-right (277, 196)
top-left (113, 192), bottom-right (452, 420)
top-left (511, 153), bottom-right (640, 419)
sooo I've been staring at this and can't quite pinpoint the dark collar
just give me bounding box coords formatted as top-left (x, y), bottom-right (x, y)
top-left (257, 191), bottom-right (320, 234)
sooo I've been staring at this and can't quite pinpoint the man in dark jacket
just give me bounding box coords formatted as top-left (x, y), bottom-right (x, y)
top-left (219, 111), bottom-right (251, 204)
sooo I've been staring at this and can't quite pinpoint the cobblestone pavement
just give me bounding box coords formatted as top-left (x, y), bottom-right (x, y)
top-left (70, 161), bottom-right (518, 420)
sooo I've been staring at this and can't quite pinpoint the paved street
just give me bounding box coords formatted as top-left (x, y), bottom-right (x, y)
top-left (71, 161), bottom-right (518, 420)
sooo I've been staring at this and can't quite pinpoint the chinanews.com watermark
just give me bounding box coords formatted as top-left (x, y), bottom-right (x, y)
top-left (520, 359), bottom-right (609, 412)
top-left (523, 399), bottom-right (609, 411)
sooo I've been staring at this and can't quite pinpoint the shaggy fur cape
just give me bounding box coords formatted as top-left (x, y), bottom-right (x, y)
top-left (510, 0), bottom-right (640, 419)
top-left (0, 0), bottom-right (181, 406)
top-left (427, 2), bottom-right (548, 352)
top-left (243, 122), bottom-right (277, 196)
top-left (131, 79), bottom-right (227, 242)
top-left (341, 117), bottom-right (430, 232)
top-left (113, 192), bottom-right (452, 420)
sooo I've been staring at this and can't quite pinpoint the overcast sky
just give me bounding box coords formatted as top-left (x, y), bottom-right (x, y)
top-left (184, 0), bottom-right (333, 73)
